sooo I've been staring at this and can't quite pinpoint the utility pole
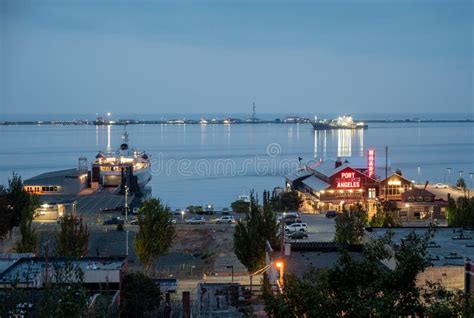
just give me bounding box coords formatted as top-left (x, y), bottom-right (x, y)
top-left (280, 216), bottom-right (285, 258)
top-left (125, 185), bottom-right (129, 223)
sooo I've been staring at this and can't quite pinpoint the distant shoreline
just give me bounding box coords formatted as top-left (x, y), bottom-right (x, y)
top-left (0, 118), bottom-right (473, 126)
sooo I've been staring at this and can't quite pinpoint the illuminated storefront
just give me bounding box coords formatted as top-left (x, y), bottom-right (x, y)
top-left (379, 173), bottom-right (413, 201)
top-left (288, 159), bottom-right (379, 212)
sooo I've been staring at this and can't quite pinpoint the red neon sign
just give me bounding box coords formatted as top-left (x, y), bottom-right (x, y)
top-left (367, 148), bottom-right (375, 178)
top-left (335, 171), bottom-right (361, 188)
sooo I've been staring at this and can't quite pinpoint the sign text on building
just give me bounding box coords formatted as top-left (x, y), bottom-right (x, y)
top-left (367, 149), bottom-right (375, 178)
top-left (335, 171), bottom-right (361, 188)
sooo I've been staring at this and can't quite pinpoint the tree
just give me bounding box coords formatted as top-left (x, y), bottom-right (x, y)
top-left (121, 272), bottom-right (161, 317)
top-left (13, 180), bottom-right (39, 253)
top-left (55, 215), bottom-right (89, 257)
top-left (230, 199), bottom-right (250, 213)
top-left (38, 260), bottom-right (88, 317)
top-left (333, 211), bottom-right (366, 245)
top-left (270, 190), bottom-right (302, 212)
top-left (457, 177), bottom-right (467, 189)
top-left (14, 199), bottom-right (38, 253)
top-left (263, 229), bottom-right (457, 317)
top-left (0, 173), bottom-right (37, 239)
top-left (370, 201), bottom-right (400, 227)
top-left (446, 195), bottom-right (474, 227)
top-left (135, 198), bottom-right (175, 273)
top-left (234, 191), bottom-right (279, 280)
top-left (186, 205), bottom-right (203, 214)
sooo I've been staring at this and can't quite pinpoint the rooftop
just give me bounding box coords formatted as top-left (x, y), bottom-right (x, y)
top-left (301, 176), bottom-right (330, 192)
top-left (402, 188), bottom-right (435, 197)
top-left (285, 169), bottom-right (312, 182)
top-left (0, 256), bottom-right (126, 284)
top-left (369, 227), bottom-right (474, 266)
top-left (24, 168), bottom-right (84, 185)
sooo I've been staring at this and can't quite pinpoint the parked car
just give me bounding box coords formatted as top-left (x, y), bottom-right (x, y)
top-left (215, 216), bottom-right (235, 224)
top-left (284, 217), bottom-right (302, 226)
top-left (186, 216), bottom-right (206, 225)
top-left (287, 231), bottom-right (308, 240)
top-left (103, 217), bottom-right (124, 225)
top-left (434, 183), bottom-right (448, 189)
top-left (130, 219), bottom-right (138, 225)
top-left (278, 212), bottom-right (300, 221)
top-left (325, 210), bottom-right (340, 218)
top-left (285, 223), bottom-right (307, 233)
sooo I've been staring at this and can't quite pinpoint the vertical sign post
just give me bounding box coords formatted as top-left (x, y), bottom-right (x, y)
top-left (368, 149), bottom-right (375, 178)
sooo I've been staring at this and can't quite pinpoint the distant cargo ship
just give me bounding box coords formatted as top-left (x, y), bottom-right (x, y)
top-left (312, 115), bottom-right (368, 130)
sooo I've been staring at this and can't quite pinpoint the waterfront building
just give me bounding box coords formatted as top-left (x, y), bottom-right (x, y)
top-left (379, 172), bottom-right (413, 201)
top-left (24, 168), bottom-right (88, 195)
top-left (286, 158), bottom-right (380, 213)
top-left (397, 187), bottom-right (448, 221)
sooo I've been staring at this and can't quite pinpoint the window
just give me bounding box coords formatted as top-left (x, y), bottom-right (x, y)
top-left (408, 196), bottom-right (414, 202)
top-left (416, 196), bottom-right (423, 202)
top-left (424, 196), bottom-right (432, 202)
top-left (368, 188), bottom-right (376, 199)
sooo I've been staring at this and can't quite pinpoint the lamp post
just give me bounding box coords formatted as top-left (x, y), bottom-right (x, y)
top-left (124, 185), bottom-right (129, 223)
top-left (447, 168), bottom-right (452, 185)
top-left (226, 265), bottom-right (234, 283)
top-left (181, 210), bottom-right (185, 223)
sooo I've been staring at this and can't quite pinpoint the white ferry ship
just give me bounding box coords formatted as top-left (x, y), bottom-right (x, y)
top-left (91, 129), bottom-right (151, 189)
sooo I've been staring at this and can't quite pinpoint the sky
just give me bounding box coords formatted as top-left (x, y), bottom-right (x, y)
top-left (0, 0), bottom-right (472, 118)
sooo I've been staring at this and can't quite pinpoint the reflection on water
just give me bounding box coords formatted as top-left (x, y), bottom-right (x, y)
top-left (337, 130), bottom-right (352, 157)
top-left (314, 129), bottom-right (365, 159)
top-left (107, 125), bottom-right (111, 151)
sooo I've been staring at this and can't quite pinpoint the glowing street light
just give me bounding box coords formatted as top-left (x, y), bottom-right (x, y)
top-left (275, 259), bottom-right (285, 288)
top-left (181, 210), bottom-right (185, 222)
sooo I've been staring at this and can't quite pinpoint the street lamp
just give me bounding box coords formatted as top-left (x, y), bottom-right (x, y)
top-left (275, 260), bottom-right (285, 288)
top-left (226, 265), bottom-right (234, 283)
top-left (181, 210), bottom-right (185, 222)
top-left (447, 168), bottom-right (452, 185)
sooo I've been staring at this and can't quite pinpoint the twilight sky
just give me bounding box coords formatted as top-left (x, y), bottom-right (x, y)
top-left (0, 0), bottom-right (472, 117)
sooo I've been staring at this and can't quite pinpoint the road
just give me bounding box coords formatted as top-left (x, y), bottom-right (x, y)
top-left (425, 185), bottom-right (472, 201)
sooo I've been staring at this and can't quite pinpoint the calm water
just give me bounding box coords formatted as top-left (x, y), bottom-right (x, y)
top-left (0, 123), bottom-right (473, 207)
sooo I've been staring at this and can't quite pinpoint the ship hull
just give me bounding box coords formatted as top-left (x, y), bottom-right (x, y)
top-left (312, 122), bottom-right (368, 130)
